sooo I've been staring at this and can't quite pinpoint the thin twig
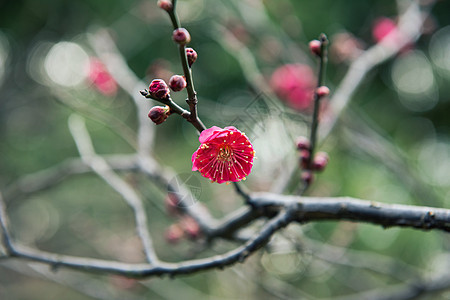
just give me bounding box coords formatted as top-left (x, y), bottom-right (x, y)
top-left (280, 0), bottom-right (430, 194)
top-left (0, 192), bottom-right (13, 255)
top-left (299, 34), bottom-right (329, 194)
top-left (3, 155), bottom-right (138, 203)
top-left (88, 29), bottom-right (155, 157)
top-left (165, 3), bottom-right (206, 133)
top-left (331, 271), bottom-right (450, 300)
top-left (68, 115), bottom-right (158, 264)
top-left (342, 109), bottom-right (441, 207)
top-left (301, 236), bottom-right (422, 281)
top-left (307, 34), bottom-right (328, 169)
top-left (0, 262), bottom-right (147, 300)
top-left (233, 182), bottom-right (251, 204)
top-left (319, 0), bottom-right (426, 142)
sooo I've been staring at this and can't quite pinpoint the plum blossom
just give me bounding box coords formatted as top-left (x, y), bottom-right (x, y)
top-left (192, 126), bottom-right (255, 184)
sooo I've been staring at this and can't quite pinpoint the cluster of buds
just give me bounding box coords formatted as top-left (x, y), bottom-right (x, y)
top-left (140, 2), bottom-right (200, 126)
top-left (164, 216), bottom-right (201, 244)
top-left (297, 136), bottom-right (330, 185)
top-left (164, 194), bottom-right (202, 244)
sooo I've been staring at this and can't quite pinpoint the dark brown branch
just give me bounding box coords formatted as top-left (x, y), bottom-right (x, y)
top-left (2, 183), bottom-right (450, 279)
top-left (251, 193), bottom-right (450, 232)
top-left (1, 208), bottom-right (294, 278)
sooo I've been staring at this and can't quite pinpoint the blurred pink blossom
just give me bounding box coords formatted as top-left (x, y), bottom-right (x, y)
top-left (372, 17), bottom-right (400, 44)
top-left (270, 64), bottom-right (315, 111)
top-left (88, 58), bottom-right (118, 96)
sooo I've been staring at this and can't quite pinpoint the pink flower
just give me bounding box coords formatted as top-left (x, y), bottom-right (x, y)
top-left (88, 58), bottom-right (118, 96)
top-left (270, 64), bottom-right (315, 111)
top-left (192, 126), bottom-right (255, 184)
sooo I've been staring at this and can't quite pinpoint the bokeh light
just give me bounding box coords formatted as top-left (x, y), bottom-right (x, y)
top-left (43, 41), bottom-right (89, 87)
top-left (391, 50), bottom-right (437, 112)
top-left (417, 138), bottom-right (450, 187)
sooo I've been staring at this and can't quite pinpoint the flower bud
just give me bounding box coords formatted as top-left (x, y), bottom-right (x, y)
top-left (317, 86), bottom-right (330, 98)
top-left (312, 151), bottom-right (329, 172)
top-left (149, 79), bottom-right (170, 100)
top-left (185, 48), bottom-right (198, 67)
top-left (173, 28), bottom-right (191, 45)
top-left (157, 0), bottom-right (173, 12)
top-left (301, 171), bottom-right (314, 185)
top-left (169, 75), bottom-right (187, 92)
top-left (148, 106), bottom-right (170, 125)
top-left (164, 224), bottom-right (184, 244)
top-left (296, 136), bottom-right (310, 151)
top-left (309, 39), bottom-right (321, 56)
top-left (300, 149), bottom-right (310, 169)
top-left (165, 193), bottom-right (181, 216)
top-left (180, 216), bottom-right (201, 239)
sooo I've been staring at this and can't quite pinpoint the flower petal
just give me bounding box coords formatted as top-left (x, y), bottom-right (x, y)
top-left (198, 126), bottom-right (222, 143)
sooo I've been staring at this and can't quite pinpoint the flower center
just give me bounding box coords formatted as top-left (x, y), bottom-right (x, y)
top-left (218, 145), bottom-right (232, 161)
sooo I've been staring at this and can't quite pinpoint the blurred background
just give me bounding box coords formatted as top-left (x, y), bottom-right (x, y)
top-left (1, 0), bottom-right (450, 299)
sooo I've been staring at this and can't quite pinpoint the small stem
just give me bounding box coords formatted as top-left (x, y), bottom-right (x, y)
top-left (303, 33), bottom-right (329, 192)
top-left (166, 4), bottom-right (205, 133)
top-left (140, 91), bottom-right (205, 132)
top-left (233, 182), bottom-right (251, 204)
top-left (168, 1), bottom-right (180, 29)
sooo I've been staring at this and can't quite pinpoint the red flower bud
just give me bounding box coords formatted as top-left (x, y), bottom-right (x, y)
top-left (165, 193), bottom-right (181, 216)
top-left (157, 0), bottom-right (173, 12)
top-left (149, 79), bottom-right (170, 100)
top-left (300, 149), bottom-right (310, 169)
top-left (301, 171), bottom-right (314, 185)
top-left (312, 152), bottom-right (329, 172)
top-left (180, 216), bottom-right (201, 239)
top-left (185, 48), bottom-right (198, 67)
top-left (148, 106), bottom-right (170, 125)
top-left (309, 39), bottom-right (321, 56)
top-left (164, 224), bottom-right (184, 244)
top-left (296, 136), bottom-right (310, 151)
top-left (173, 28), bottom-right (191, 45)
top-left (317, 86), bottom-right (330, 98)
top-left (169, 75), bottom-right (187, 92)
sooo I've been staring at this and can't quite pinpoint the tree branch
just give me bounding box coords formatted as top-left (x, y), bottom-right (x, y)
top-left (88, 28), bottom-right (155, 157)
top-left (319, 0), bottom-right (427, 141)
top-left (0, 207), bottom-right (294, 278)
top-left (251, 193), bottom-right (450, 232)
top-left (68, 115), bottom-right (158, 264)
